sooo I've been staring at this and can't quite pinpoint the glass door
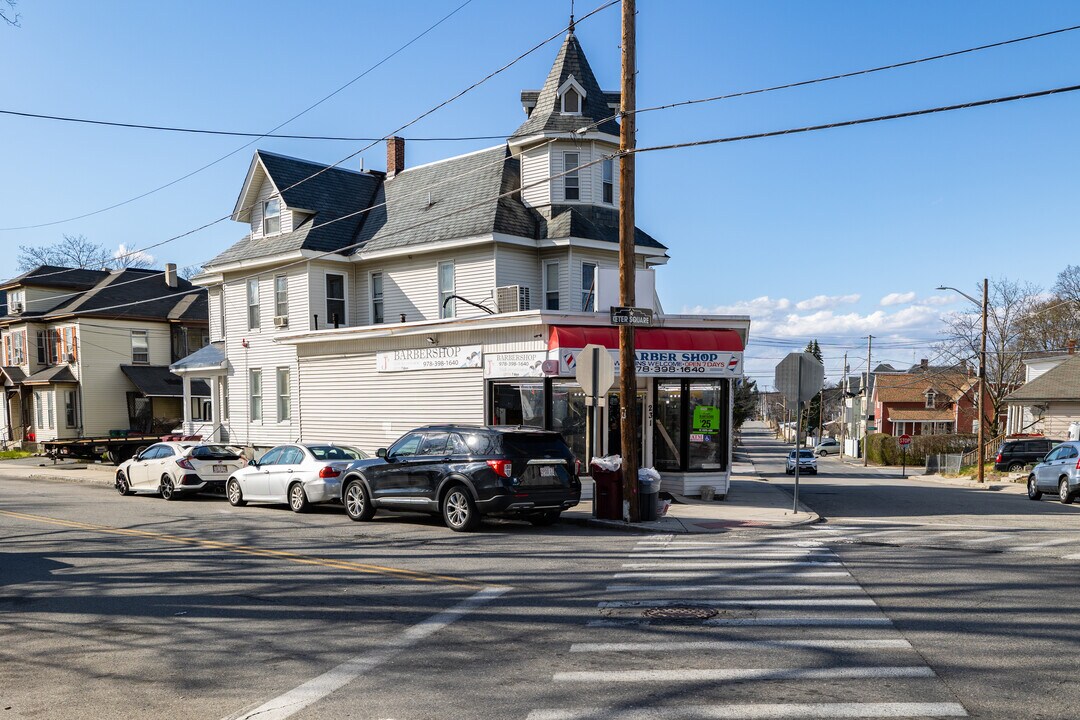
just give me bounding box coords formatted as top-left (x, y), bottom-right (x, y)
top-left (605, 391), bottom-right (645, 464)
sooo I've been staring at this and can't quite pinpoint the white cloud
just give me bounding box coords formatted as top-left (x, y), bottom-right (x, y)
top-left (795, 294), bottom-right (860, 311)
top-left (923, 294), bottom-right (956, 306)
top-left (114, 243), bottom-right (155, 267)
top-left (880, 291), bottom-right (917, 307)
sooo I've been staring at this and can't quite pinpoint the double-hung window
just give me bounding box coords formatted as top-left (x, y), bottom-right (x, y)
top-left (277, 367), bottom-right (291, 421)
top-left (581, 262), bottom-right (597, 311)
top-left (371, 272), bottom-right (384, 324)
top-left (602, 158), bottom-right (614, 204)
top-left (249, 369), bottom-right (263, 422)
top-left (263, 198), bottom-right (281, 235)
top-left (10, 330), bottom-right (24, 365)
top-left (564, 152), bottom-right (579, 201)
top-left (247, 278), bottom-right (261, 330)
top-left (131, 330), bottom-right (149, 364)
top-left (65, 390), bottom-right (78, 428)
top-left (46, 392), bottom-right (54, 429)
top-left (326, 274), bottom-right (346, 326)
top-left (274, 275), bottom-right (289, 320)
top-left (438, 262), bottom-right (455, 319)
top-left (544, 261), bottom-right (560, 310)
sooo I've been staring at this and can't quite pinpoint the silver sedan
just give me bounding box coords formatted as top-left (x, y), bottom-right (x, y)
top-left (226, 443), bottom-right (367, 512)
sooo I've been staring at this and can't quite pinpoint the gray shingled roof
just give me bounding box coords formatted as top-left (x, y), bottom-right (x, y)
top-left (1007, 353), bottom-right (1080, 403)
top-left (121, 365), bottom-right (210, 397)
top-left (353, 146), bottom-right (537, 253)
top-left (207, 151), bottom-right (381, 267)
top-left (171, 342), bottom-right (227, 373)
top-left (0, 266), bottom-right (109, 292)
top-left (511, 32), bottom-right (621, 139)
top-left (537, 205), bottom-right (665, 249)
top-left (22, 365), bottom-right (78, 385)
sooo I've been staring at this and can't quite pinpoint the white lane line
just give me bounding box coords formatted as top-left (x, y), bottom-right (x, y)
top-left (612, 571), bottom-right (852, 580)
top-left (605, 583), bottom-right (864, 593)
top-left (1061, 552), bottom-right (1080, 560)
top-left (570, 638), bottom-right (912, 652)
top-left (704, 616), bottom-right (894, 628)
top-left (629, 551), bottom-right (835, 558)
top-left (220, 586), bottom-right (508, 720)
top-left (1009, 537), bottom-right (1080, 552)
top-left (959, 534), bottom-right (1010, 544)
top-left (598, 598), bottom-right (876, 609)
top-left (623, 561), bottom-right (843, 569)
top-left (526, 701), bottom-right (968, 718)
top-left (553, 666), bottom-right (935, 683)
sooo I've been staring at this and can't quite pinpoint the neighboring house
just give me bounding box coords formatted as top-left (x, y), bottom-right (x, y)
top-left (1004, 352), bottom-right (1080, 440)
top-left (0, 264), bottom-right (208, 448)
top-left (181, 30), bottom-right (750, 497)
top-left (872, 361), bottom-right (980, 436)
top-left (840, 363), bottom-right (897, 456)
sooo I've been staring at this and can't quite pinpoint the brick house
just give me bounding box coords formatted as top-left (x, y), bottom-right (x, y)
top-left (872, 362), bottom-right (982, 436)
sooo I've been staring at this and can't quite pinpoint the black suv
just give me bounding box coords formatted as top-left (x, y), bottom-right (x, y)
top-left (995, 437), bottom-right (1060, 472)
top-left (339, 425), bottom-right (581, 532)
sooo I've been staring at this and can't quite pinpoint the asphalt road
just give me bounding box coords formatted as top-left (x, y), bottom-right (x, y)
top-left (3, 430), bottom-right (1080, 719)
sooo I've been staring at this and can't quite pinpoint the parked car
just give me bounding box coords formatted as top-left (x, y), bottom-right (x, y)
top-left (338, 425), bottom-right (582, 532)
top-left (996, 437), bottom-right (1060, 472)
top-left (226, 444), bottom-right (367, 512)
top-left (815, 438), bottom-right (841, 456)
top-left (115, 442), bottom-right (246, 500)
top-left (1027, 441), bottom-right (1080, 504)
top-left (786, 449), bottom-right (818, 475)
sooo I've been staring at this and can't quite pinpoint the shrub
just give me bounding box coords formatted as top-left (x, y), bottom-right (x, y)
top-left (865, 433), bottom-right (977, 465)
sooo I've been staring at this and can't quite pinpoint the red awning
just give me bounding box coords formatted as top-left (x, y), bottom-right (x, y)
top-left (549, 326), bottom-right (744, 352)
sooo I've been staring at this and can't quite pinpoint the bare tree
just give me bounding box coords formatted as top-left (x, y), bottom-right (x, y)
top-left (934, 277), bottom-right (1041, 438)
top-left (179, 265), bottom-right (204, 280)
top-left (1, 0), bottom-right (19, 26)
top-left (110, 243), bottom-right (155, 270)
top-left (1016, 296), bottom-right (1080, 354)
top-left (18, 235), bottom-right (112, 271)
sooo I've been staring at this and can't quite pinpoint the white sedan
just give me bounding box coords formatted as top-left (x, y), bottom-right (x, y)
top-left (226, 443), bottom-right (367, 512)
top-left (116, 442), bottom-right (247, 500)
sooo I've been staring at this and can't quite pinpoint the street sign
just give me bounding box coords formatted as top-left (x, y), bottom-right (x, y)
top-left (898, 434), bottom-right (912, 446)
top-left (609, 306), bottom-right (654, 326)
top-left (576, 343), bottom-right (615, 398)
top-left (774, 352), bottom-right (825, 406)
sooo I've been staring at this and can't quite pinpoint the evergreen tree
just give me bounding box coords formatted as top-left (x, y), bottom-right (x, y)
top-left (802, 340), bottom-right (824, 437)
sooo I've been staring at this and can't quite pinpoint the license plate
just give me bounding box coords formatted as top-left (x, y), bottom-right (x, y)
top-left (539, 466), bottom-right (556, 477)
top-left (213, 465), bottom-right (227, 473)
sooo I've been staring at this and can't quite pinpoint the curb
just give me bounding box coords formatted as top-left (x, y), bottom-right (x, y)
top-left (22, 472), bottom-right (114, 488)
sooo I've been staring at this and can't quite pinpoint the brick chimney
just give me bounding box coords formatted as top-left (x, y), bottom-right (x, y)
top-left (386, 136), bottom-right (405, 178)
top-left (920, 358), bottom-right (928, 370)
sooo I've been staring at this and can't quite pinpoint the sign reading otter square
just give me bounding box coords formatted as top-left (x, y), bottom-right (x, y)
top-left (377, 345), bottom-right (483, 373)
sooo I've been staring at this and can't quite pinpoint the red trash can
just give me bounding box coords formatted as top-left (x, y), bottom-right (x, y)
top-left (591, 465), bottom-right (623, 520)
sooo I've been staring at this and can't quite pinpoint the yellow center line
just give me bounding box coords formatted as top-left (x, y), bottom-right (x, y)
top-left (0, 509), bottom-right (490, 589)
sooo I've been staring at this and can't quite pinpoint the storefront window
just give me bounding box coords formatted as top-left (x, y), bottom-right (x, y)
top-left (490, 382), bottom-right (544, 428)
top-left (654, 380), bottom-right (682, 471)
top-left (687, 381), bottom-right (725, 471)
top-left (550, 380), bottom-right (587, 461)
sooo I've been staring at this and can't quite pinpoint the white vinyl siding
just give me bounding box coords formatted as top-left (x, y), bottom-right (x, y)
top-left (520, 145), bottom-right (552, 208)
top-left (356, 247), bottom-right (494, 324)
top-left (494, 244), bottom-right (542, 308)
top-left (570, 247), bottom-right (619, 311)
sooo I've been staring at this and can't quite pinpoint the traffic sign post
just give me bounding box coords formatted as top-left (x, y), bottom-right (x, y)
top-left (576, 343), bottom-right (616, 466)
top-left (775, 353), bottom-right (825, 514)
top-left (898, 434), bottom-right (912, 478)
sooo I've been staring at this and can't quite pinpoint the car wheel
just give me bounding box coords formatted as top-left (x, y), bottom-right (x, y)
top-left (1027, 475), bottom-right (1042, 501)
top-left (343, 479), bottom-right (375, 521)
top-left (115, 472), bottom-right (133, 496)
top-left (160, 475), bottom-right (178, 501)
top-left (1008, 462), bottom-right (1025, 472)
top-left (818, 451), bottom-right (827, 457)
top-left (227, 478), bottom-right (246, 507)
top-left (442, 485), bottom-right (480, 532)
top-left (288, 482), bottom-right (310, 513)
top-left (529, 510), bottom-right (561, 526)
top-left (1060, 479), bottom-right (1074, 505)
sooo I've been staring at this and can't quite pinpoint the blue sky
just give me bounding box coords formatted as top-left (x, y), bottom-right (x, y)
top-left (3, 1), bottom-right (1079, 385)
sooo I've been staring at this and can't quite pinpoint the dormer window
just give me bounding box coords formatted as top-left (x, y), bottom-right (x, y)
top-left (263, 198), bottom-right (281, 235)
top-left (562, 87), bottom-right (581, 114)
top-left (925, 389), bottom-right (936, 409)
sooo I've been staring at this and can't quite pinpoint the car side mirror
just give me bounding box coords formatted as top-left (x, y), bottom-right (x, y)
top-left (132, 454), bottom-right (142, 462)
top-left (376, 448), bottom-right (388, 459)
top-left (249, 459), bottom-right (259, 469)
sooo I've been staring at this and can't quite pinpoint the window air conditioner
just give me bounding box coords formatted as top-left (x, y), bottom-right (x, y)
top-left (9, 301), bottom-right (23, 314)
top-left (64, 353), bottom-right (76, 364)
top-left (495, 285), bottom-right (531, 313)
top-left (273, 315), bottom-right (289, 328)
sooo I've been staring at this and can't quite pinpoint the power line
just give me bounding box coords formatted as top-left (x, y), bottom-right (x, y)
top-left (0, 0), bottom-right (479, 233)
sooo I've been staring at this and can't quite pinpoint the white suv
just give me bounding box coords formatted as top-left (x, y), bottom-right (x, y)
top-left (786, 449), bottom-right (818, 475)
top-left (1027, 441), bottom-right (1080, 504)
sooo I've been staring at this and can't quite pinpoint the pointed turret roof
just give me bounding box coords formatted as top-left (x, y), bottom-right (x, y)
top-left (511, 31), bottom-right (621, 139)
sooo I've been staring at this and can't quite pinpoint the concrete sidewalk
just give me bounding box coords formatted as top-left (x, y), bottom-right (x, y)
top-left (0, 457), bottom-right (116, 486)
top-left (563, 459), bottom-right (818, 533)
top-left (833, 455), bottom-right (1026, 494)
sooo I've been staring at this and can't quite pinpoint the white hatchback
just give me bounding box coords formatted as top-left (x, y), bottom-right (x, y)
top-left (226, 444), bottom-right (367, 512)
top-left (115, 442), bottom-right (247, 500)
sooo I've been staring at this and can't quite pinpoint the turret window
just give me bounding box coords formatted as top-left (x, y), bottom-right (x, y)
top-left (602, 158), bottom-right (614, 204)
top-left (561, 87), bottom-right (581, 114)
top-left (564, 153), bottom-right (580, 201)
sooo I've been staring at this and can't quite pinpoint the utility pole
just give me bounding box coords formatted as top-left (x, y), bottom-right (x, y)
top-left (863, 335), bottom-right (873, 467)
top-left (839, 352), bottom-right (848, 458)
top-left (618, 0), bottom-right (639, 521)
top-left (818, 387), bottom-right (825, 445)
top-left (977, 278), bottom-right (988, 483)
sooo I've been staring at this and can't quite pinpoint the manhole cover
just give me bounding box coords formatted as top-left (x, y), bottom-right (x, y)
top-left (643, 606), bottom-right (719, 621)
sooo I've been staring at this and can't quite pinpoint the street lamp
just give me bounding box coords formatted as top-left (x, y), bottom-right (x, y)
top-left (936, 280), bottom-right (989, 483)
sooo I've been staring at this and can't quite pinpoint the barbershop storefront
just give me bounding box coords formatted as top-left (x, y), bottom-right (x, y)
top-left (278, 312), bottom-right (749, 498)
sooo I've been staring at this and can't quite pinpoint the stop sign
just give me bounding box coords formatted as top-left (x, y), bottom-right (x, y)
top-left (898, 434), bottom-right (912, 446)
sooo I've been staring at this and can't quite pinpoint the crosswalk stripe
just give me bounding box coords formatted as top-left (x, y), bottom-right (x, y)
top-left (598, 598), bottom-right (877, 609)
top-left (623, 561), bottom-right (843, 569)
top-left (958, 534), bottom-right (1010, 544)
top-left (569, 638), bottom-right (912, 653)
top-left (605, 583), bottom-right (864, 593)
top-left (1008, 537), bottom-right (1079, 552)
top-left (612, 571), bottom-right (852, 580)
top-left (704, 616), bottom-right (894, 627)
top-left (630, 552), bottom-right (835, 559)
top-left (526, 701), bottom-right (968, 719)
top-left (554, 666), bottom-right (936, 682)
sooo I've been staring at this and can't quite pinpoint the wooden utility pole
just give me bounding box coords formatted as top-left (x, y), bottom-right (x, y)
top-left (977, 277), bottom-right (988, 483)
top-left (839, 353), bottom-right (848, 458)
top-left (618, 0), bottom-right (639, 521)
top-left (863, 335), bottom-right (873, 467)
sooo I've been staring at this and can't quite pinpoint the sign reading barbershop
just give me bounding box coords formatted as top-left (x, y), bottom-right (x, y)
top-left (557, 348), bottom-right (743, 377)
top-left (377, 345), bottom-right (483, 373)
top-left (483, 351), bottom-right (547, 378)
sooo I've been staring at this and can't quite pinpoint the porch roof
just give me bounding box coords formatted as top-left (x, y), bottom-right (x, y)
top-left (22, 365), bottom-right (78, 386)
top-left (170, 341), bottom-right (227, 374)
top-left (122, 365), bottom-right (210, 398)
